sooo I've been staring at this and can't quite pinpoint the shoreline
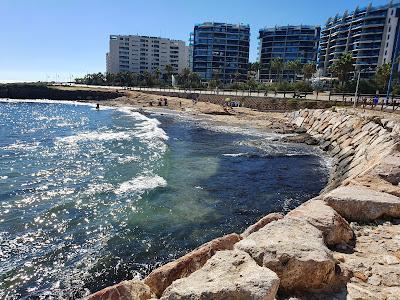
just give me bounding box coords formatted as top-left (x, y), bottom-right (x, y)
top-left (86, 102), bottom-right (400, 299)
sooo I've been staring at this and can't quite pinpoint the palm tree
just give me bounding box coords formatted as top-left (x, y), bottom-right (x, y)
top-left (303, 63), bottom-right (317, 81)
top-left (329, 52), bottom-right (354, 86)
top-left (270, 58), bottom-right (284, 82)
top-left (286, 60), bottom-right (303, 81)
top-left (165, 64), bottom-right (174, 85)
top-left (375, 63), bottom-right (391, 92)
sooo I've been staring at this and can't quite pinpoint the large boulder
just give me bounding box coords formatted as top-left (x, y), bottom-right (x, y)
top-left (160, 250), bottom-right (280, 300)
top-left (323, 186), bottom-right (400, 221)
top-left (144, 233), bottom-right (241, 297)
top-left (286, 199), bottom-right (353, 246)
top-left (235, 218), bottom-right (338, 293)
top-left (241, 213), bottom-right (283, 238)
top-left (86, 280), bottom-right (155, 300)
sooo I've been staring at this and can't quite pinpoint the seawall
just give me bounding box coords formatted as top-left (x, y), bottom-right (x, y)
top-left (140, 90), bottom-right (349, 111)
top-left (87, 108), bottom-right (400, 300)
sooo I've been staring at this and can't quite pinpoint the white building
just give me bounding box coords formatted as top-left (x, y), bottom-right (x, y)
top-left (106, 35), bottom-right (189, 75)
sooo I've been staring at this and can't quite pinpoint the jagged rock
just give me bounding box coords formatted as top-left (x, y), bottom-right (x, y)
top-left (323, 186), bottom-right (400, 221)
top-left (241, 213), bottom-right (283, 238)
top-left (86, 280), bottom-right (155, 300)
top-left (286, 199), bottom-right (354, 246)
top-left (235, 218), bottom-right (338, 293)
top-left (160, 250), bottom-right (279, 300)
top-left (144, 233), bottom-right (241, 297)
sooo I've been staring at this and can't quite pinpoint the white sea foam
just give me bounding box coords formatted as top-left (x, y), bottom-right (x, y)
top-left (2, 141), bottom-right (40, 151)
top-left (0, 176), bottom-right (8, 180)
top-left (56, 131), bottom-right (132, 144)
top-left (114, 175), bottom-right (167, 195)
top-left (117, 155), bottom-right (140, 164)
top-left (37, 116), bottom-right (64, 121)
top-left (222, 152), bottom-right (248, 157)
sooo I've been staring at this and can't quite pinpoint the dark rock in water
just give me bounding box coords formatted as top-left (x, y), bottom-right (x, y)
top-left (281, 133), bottom-right (319, 145)
top-left (294, 127), bottom-right (307, 134)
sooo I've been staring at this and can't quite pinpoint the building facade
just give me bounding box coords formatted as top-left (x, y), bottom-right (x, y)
top-left (191, 22), bottom-right (250, 83)
top-left (258, 25), bottom-right (320, 82)
top-left (106, 35), bottom-right (189, 75)
top-left (319, 2), bottom-right (400, 78)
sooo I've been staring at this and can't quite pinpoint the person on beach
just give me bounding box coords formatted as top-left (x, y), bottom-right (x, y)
top-left (158, 99), bottom-right (162, 106)
top-left (96, 103), bottom-right (100, 110)
top-left (164, 98), bottom-right (168, 106)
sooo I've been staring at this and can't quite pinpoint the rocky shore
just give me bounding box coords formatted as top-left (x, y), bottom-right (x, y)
top-left (87, 108), bottom-right (400, 300)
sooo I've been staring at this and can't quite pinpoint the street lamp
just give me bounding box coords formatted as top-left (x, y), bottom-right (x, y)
top-left (354, 67), bottom-right (372, 108)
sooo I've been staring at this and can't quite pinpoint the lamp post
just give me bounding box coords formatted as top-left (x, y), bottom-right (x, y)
top-left (354, 67), bottom-right (372, 108)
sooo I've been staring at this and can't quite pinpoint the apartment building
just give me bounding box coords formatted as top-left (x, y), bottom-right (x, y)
top-left (190, 22), bottom-right (250, 83)
top-left (258, 25), bottom-right (320, 82)
top-left (319, 2), bottom-right (400, 78)
top-left (106, 35), bottom-right (189, 74)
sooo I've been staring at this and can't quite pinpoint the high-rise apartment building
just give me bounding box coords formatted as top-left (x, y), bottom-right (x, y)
top-left (106, 35), bottom-right (189, 74)
top-left (191, 22), bottom-right (250, 83)
top-left (258, 25), bottom-right (320, 82)
top-left (319, 2), bottom-right (400, 78)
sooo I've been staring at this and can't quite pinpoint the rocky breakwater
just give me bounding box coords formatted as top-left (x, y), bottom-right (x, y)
top-left (87, 108), bottom-right (400, 300)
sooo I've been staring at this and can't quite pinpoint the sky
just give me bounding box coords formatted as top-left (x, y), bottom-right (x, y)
top-left (0, 0), bottom-right (391, 82)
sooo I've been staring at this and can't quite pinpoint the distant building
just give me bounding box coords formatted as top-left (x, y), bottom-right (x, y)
top-left (190, 22), bottom-right (250, 83)
top-left (258, 25), bottom-right (320, 82)
top-left (319, 1), bottom-right (400, 78)
top-left (106, 35), bottom-right (189, 75)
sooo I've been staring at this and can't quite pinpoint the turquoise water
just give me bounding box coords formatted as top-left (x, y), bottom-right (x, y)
top-left (0, 100), bottom-right (329, 299)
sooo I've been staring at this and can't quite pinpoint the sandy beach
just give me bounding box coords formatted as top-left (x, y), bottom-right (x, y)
top-left (99, 90), bottom-right (294, 133)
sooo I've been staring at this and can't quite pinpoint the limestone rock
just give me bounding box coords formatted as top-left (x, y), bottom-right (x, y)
top-left (235, 218), bottom-right (338, 293)
top-left (287, 199), bottom-right (353, 246)
top-left (86, 280), bottom-right (155, 300)
top-left (144, 233), bottom-right (241, 297)
top-left (323, 186), bottom-right (400, 221)
top-left (241, 213), bottom-right (283, 238)
top-left (160, 250), bottom-right (279, 300)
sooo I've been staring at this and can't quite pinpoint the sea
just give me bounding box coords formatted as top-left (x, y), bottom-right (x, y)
top-left (0, 100), bottom-right (330, 299)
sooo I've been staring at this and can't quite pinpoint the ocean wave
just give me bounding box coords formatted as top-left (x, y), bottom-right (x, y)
top-left (117, 155), bottom-right (140, 164)
top-left (114, 175), bottom-right (167, 195)
top-left (222, 152), bottom-right (248, 157)
top-left (55, 131), bottom-right (133, 144)
top-left (2, 141), bottom-right (40, 151)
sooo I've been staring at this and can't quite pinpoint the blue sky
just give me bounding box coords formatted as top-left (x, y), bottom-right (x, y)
top-left (0, 0), bottom-right (390, 82)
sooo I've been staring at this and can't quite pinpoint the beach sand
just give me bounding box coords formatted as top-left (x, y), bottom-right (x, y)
top-left (99, 90), bottom-right (294, 133)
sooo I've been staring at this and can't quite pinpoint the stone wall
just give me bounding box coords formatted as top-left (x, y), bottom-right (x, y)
top-left (291, 108), bottom-right (400, 194)
top-left (87, 109), bottom-right (400, 300)
top-left (141, 90), bottom-right (347, 111)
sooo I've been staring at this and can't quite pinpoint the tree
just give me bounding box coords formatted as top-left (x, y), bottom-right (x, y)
top-left (286, 60), bottom-right (303, 81)
top-left (375, 63), bottom-right (391, 92)
top-left (248, 62), bottom-right (260, 81)
top-left (329, 52), bottom-right (354, 86)
top-left (302, 63), bottom-right (316, 81)
top-left (164, 64), bottom-right (174, 85)
top-left (270, 58), bottom-right (284, 82)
